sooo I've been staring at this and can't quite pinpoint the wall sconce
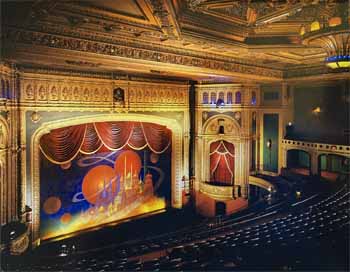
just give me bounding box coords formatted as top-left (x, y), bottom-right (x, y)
top-left (266, 139), bottom-right (272, 149)
top-left (312, 107), bottom-right (321, 114)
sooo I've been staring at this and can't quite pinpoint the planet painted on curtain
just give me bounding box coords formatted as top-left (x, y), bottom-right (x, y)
top-left (60, 213), bottom-right (72, 224)
top-left (82, 165), bottom-right (116, 204)
top-left (150, 153), bottom-right (159, 164)
top-left (39, 122), bottom-right (172, 240)
top-left (72, 150), bottom-right (142, 204)
top-left (43, 196), bottom-right (61, 215)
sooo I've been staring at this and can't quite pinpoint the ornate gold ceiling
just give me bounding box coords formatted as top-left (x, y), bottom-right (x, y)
top-left (1, 0), bottom-right (348, 82)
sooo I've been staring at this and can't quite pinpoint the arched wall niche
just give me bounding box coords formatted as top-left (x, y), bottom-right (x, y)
top-left (199, 115), bottom-right (242, 188)
top-left (30, 113), bottom-right (184, 246)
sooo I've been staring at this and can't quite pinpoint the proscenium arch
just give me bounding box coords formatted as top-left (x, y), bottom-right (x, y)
top-left (30, 114), bottom-right (183, 245)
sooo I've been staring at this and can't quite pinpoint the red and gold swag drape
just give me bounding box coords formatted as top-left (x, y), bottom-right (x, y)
top-left (40, 122), bottom-right (172, 164)
top-left (210, 140), bottom-right (235, 185)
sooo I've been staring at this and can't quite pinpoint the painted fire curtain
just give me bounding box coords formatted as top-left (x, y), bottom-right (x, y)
top-left (210, 140), bottom-right (235, 184)
top-left (39, 121), bottom-right (171, 240)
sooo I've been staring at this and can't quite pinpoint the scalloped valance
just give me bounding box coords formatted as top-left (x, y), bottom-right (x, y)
top-left (40, 121), bottom-right (171, 164)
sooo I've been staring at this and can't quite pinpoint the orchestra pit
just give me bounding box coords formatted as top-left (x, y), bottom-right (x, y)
top-left (0, 0), bottom-right (349, 271)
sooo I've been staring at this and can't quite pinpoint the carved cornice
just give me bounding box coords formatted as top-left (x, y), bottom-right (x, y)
top-left (18, 65), bottom-right (112, 80)
top-left (65, 60), bottom-right (102, 67)
top-left (8, 19), bottom-right (316, 71)
top-left (4, 27), bottom-right (283, 79)
top-left (7, 22), bottom-right (273, 69)
top-left (18, 65), bottom-right (189, 84)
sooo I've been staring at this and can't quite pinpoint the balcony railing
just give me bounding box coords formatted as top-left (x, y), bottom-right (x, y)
top-left (281, 139), bottom-right (350, 154)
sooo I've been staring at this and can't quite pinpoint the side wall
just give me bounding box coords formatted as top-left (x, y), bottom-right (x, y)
top-left (292, 80), bottom-right (349, 145)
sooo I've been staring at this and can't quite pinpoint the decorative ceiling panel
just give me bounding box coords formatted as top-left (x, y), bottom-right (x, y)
top-left (57, 0), bottom-right (158, 25)
top-left (1, 0), bottom-right (347, 81)
top-left (79, 0), bottom-right (147, 19)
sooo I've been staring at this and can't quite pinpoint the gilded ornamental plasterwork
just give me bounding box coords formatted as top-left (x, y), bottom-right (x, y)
top-left (4, 28), bottom-right (283, 79)
top-left (20, 76), bottom-right (189, 107)
top-left (199, 182), bottom-right (234, 201)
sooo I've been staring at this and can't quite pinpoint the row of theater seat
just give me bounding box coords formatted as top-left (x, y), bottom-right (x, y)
top-left (4, 179), bottom-right (349, 271)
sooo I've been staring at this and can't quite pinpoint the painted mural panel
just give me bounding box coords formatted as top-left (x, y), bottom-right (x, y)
top-left (39, 121), bottom-right (171, 240)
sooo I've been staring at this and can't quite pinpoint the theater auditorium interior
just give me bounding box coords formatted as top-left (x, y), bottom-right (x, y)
top-left (0, 0), bottom-right (349, 271)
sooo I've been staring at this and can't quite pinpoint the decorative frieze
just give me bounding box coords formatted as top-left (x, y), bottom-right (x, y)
top-left (128, 85), bottom-right (188, 104)
top-left (20, 76), bottom-right (188, 107)
top-left (22, 81), bottom-right (111, 104)
top-left (4, 28), bottom-right (283, 79)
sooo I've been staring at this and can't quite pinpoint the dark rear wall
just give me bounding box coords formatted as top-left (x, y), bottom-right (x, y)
top-left (292, 80), bottom-right (349, 145)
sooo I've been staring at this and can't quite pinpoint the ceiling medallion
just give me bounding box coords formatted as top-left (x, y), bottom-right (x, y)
top-left (300, 10), bottom-right (349, 70)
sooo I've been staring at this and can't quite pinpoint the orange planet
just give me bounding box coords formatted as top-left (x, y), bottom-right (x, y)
top-left (150, 152), bottom-right (159, 164)
top-left (43, 196), bottom-right (61, 215)
top-left (114, 150), bottom-right (142, 177)
top-left (60, 213), bottom-right (72, 224)
top-left (82, 165), bottom-right (116, 204)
